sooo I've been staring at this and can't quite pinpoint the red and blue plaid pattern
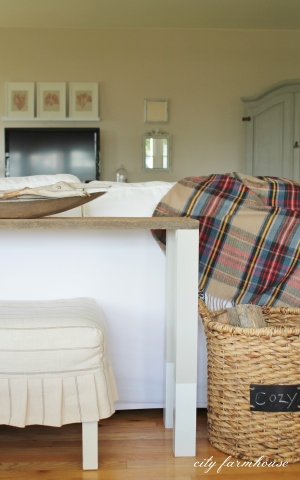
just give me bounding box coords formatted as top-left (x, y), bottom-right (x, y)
top-left (152, 173), bottom-right (300, 307)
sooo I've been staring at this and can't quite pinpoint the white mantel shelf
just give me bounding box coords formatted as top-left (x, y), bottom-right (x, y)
top-left (1, 117), bottom-right (100, 122)
top-left (0, 214), bottom-right (199, 457)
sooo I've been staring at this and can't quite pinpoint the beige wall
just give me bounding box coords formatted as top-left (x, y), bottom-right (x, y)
top-left (1, 28), bottom-right (300, 182)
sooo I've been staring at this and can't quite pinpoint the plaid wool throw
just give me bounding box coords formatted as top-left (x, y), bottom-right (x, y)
top-left (152, 173), bottom-right (300, 307)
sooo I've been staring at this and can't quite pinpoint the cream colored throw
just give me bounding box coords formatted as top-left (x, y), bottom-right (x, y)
top-left (0, 298), bottom-right (118, 427)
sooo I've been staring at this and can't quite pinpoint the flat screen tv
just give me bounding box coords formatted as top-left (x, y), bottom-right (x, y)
top-left (5, 127), bottom-right (100, 182)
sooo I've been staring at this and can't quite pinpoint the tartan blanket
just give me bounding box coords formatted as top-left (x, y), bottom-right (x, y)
top-left (152, 173), bottom-right (300, 307)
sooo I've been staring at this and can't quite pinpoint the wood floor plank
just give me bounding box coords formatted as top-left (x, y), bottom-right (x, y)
top-left (0, 409), bottom-right (299, 480)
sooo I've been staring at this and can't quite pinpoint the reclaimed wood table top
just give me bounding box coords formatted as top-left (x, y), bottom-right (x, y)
top-left (0, 217), bottom-right (199, 230)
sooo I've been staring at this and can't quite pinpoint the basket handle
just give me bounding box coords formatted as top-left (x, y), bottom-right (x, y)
top-left (198, 298), bottom-right (211, 321)
top-left (198, 298), bottom-right (229, 324)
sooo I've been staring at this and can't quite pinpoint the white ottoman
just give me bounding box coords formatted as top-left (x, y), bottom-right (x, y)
top-left (0, 297), bottom-right (118, 470)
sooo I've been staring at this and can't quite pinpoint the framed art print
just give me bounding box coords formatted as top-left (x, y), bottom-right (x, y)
top-left (144, 99), bottom-right (169, 124)
top-left (37, 83), bottom-right (66, 118)
top-left (69, 82), bottom-right (99, 119)
top-left (6, 82), bottom-right (34, 119)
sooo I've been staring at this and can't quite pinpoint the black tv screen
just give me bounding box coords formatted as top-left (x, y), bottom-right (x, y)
top-left (5, 127), bottom-right (100, 182)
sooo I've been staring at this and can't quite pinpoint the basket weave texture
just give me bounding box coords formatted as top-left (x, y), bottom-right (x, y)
top-left (198, 299), bottom-right (300, 463)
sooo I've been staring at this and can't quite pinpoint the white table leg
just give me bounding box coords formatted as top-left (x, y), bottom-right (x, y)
top-left (164, 230), bottom-right (175, 428)
top-left (82, 421), bottom-right (98, 470)
top-left (172, 228), bottom-right (199, 456)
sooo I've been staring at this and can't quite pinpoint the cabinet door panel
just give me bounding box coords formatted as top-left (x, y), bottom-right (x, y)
top-left (293, 93), bottom-right (300, 182)
top-left (244, 93), bottom-right (294, 179)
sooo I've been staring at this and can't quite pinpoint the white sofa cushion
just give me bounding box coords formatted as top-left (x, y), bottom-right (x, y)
top-left (83, 181), bottom-right (175, 217)
top-left (0, 174), bottom-right (80, 191)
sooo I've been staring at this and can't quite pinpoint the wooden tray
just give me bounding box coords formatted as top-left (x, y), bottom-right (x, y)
top-left (0, 192), bottom-right (105, 219)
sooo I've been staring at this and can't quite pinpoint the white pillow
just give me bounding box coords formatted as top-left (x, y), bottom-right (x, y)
top-left (83, 181), bottom-right (175, 217)
top-left (0, 174), bottom-right (80, 191)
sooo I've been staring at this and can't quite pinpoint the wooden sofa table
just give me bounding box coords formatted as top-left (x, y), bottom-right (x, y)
top-left (0, 216), bottom-right (199, 457)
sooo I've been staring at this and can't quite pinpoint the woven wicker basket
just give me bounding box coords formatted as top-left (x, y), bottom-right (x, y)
top-left (198, 299), bottom-right (300, 463)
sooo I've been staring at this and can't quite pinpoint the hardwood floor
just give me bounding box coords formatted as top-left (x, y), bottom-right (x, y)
top-left (0, 409), bottom-right (299, 479)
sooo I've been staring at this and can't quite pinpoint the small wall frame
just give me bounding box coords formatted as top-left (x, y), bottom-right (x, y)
top-left (69, 82), bottom-right (99, 119)
top-left (144, 99), bottom-right (169, 124)
top-left (37, 82), bottom-right (66, 118)
top-left (6, 82), bottom-right (35, 119)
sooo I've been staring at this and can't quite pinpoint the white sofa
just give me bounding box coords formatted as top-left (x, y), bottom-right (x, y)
top-left (0, 175), bottom-right (208, 409)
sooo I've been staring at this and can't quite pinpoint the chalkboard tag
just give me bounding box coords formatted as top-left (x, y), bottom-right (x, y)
top-left (250, 384), bottom-right (300, 412)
